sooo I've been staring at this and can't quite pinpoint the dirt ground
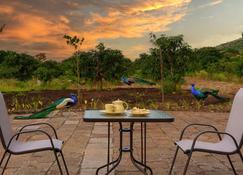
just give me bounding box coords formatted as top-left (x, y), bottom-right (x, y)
top-left (182, 77), bottom-right (242, 96)
top-left (2, 78), bottom-right (242, 113)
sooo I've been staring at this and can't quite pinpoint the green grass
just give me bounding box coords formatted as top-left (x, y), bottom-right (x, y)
top-left (0, 78), bottom-right (131, 92)
top-left (192, 70), bottom-right (242, 82)
top-left (0, 78), bottom-right (75, 92)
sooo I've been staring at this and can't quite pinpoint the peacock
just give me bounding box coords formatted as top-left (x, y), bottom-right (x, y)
top-left (15, 94), bottom-right (78, 119)
top-left (191, 84), bottom-right (228, 101)
top-left (121, 76), bottom-right (156, 86)
top-left (121, 76), bottom-right (135, 85)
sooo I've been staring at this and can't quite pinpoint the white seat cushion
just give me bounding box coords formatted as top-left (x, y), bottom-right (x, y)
top-left (8, 139), bottom-right (63, 153)
top-left (176, 138), bottom-right (237, 154)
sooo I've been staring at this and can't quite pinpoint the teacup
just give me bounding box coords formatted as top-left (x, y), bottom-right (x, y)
top-left (105, 104), bottom-right (115, 113)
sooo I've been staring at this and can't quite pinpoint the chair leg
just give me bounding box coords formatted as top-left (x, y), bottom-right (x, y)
top-left (169, 146), bottom-right (179, 175)
top-left (53, 151), bottom-right (64, 175)
top-left (183, 153), bottom-right (193, 175)
top-left (238, 151), bottom-right (243, 162)
top-left (0, 151), bottom-right (7, 167)
top-left (1, 153), bottom-right (11, 175)
top-left (226, 155), bottom-right (237, 175)
top-left (60, 151), bottom-right (69, 175)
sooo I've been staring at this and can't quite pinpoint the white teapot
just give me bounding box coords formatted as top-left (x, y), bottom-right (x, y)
top-left (112, 99), bottom-right (128, 113)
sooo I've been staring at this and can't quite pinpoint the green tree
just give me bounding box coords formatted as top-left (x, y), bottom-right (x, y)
top-left (34, 60), bottom-right (62, 82)
top-left (149, 34), bottom-right (192, 99)
top-left (133, 52), bottom-right (160, 80)
top-left (193, 47), bottom-right (222, 72)
top-left (60, 45), bottom-right (131, 89)
top-left (92, 43), bottom-right (131, 89)
top-left (0, 51), bottom-right (40, 80)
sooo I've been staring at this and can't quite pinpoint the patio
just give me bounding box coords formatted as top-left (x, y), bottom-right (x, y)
top-left (1, 110), bottom-right (242, 175)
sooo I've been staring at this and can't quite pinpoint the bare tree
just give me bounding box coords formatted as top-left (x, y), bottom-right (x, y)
top-left (64, 34), bottom-right (84, 106)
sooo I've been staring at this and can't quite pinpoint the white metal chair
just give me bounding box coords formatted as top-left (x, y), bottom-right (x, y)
top-left (169, 89), bottom-right (243, 175)
top-left (0, 93), bottom-right (69, 175)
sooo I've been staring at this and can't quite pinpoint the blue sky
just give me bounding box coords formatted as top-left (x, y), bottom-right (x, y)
top-left (169, 0), bottom-right (243, 47)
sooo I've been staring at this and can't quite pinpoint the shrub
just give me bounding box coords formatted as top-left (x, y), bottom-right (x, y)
top-left (163, 80), bottom-right (177, 93)
top-left (194, 70), bottom-right (209, 79)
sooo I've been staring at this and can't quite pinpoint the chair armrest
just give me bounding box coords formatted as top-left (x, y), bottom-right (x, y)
top-left (190, 131), bottom-right (239, 153)
top-left (17, 122), bottom-right (58, 139)
top-left (179, 123), bottom-right (220, 140)
top-left (7, 129), bottom-right (55, 151)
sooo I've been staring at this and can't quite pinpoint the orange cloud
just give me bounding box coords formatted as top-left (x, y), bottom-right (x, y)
top-left (83, 0), bottom-right (190, 39)
top-left (0, 0), bottom-right (192, 59)
top-left (0, 5), bottom-right (14, 15)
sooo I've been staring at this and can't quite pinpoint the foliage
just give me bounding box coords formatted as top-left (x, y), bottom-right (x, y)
top-left (0, 51), bottom-right (40, 81)
top-left (191, 47), bottom-right (222, 72)
top-left (62, 43), bottom-right (132, 89)
top-left (133, 52), bottom-right (160, 80)
top-left (2, 33), bottom-right (243, 93)
top-left (137, 34), bottom-right (192, 92)
top-left (34, 60), bottom-right (62, 82)
top-left (150, 34), bottom-right (192, 81)
top-left (216, 37), bottom-right (243, 53)
top-left (92, 43), bottom-right (131, 88)
top-left (64, 35), bottom-right (84, 49)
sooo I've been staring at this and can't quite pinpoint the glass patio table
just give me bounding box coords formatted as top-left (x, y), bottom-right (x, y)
top-left (83, 110), bottom-right (175, 175)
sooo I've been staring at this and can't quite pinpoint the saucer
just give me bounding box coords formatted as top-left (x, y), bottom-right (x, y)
top-left (100, 110), bottom-right (125, 115)
top-left (130, 110), bottom-right (150, 116)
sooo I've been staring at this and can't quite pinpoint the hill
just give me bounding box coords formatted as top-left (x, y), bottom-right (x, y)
top-left (216, 36), bottom-right (243, 52)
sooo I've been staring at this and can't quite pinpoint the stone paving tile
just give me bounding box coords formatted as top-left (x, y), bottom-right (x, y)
top-left (2, 110), bottom-right (92, 175)
top-left (80, 123), bottom-right (114, 175)
top-left (112, 111), bottom-right (243, 175)
top-left (0, 110), bottom-right (242, 175)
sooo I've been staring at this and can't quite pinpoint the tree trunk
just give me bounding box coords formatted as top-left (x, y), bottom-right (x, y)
top-left (76, 55), bottom-right (81, 106)
top-left (169, 53), bottom-right (174, 77)
top-left (159, 48), bottom-right (164, 102)
top-left (100, 78), bottom-right (103, 90)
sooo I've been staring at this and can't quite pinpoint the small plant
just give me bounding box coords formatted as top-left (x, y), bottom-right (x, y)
top-left (194, 100), bottom-right (204, 111)
top-left (134, 92), bottom-right (146, 107)
top-left (146, 100), bottom-right (160, 109)
top-left (88, 98), bottom-right (104, 109)
top-left (179, 99), bottom-right (191, 110)
top-left (9, 94), bottom-right (44, 113)
top-left (195, 70), bottom-right (209, 80)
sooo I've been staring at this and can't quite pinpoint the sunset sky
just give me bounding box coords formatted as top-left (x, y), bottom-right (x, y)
top-left (0, 0), bottom-right (243, 60)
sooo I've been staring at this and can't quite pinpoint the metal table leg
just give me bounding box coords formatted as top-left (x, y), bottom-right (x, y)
top-left (96, 122), bottom-right (123, 175)
top-left (130, 122), bottom-right (153, 175)
top-left (96, 122), bottom-right (153, 175)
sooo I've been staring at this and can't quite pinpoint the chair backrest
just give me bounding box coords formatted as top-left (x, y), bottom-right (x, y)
top-left (0, 93), bottom-right (13, 149)
top-left (225, 88), bottom-right (243, 147)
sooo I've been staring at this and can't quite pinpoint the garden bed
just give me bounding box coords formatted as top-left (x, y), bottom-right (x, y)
top-left (3, 87), bottom-right (233, 113)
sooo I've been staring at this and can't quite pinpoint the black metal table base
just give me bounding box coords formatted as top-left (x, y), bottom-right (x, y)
top-left (96, 122), bottom-right (153, 175)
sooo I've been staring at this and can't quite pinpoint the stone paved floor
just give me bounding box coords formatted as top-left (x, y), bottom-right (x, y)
top-left (1, 110), bottom-right (242, 175)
